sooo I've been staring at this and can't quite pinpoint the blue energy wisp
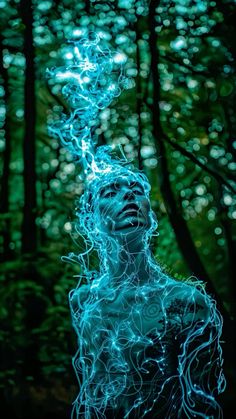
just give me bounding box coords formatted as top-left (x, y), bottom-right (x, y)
top-left (49, 33), bottom-right (226, 419)
top-left (47, 32), bottom-right (133, 173)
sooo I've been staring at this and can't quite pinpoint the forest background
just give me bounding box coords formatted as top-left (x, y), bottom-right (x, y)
top-left (0, 0), bottom-right (235, 417)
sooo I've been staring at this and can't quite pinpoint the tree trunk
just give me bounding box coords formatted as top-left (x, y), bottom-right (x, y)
top-left (85, 0), bottom-right (90, 14)
top-left (21, 0), bottom-right (37, 254)
top-left (0, 34), bottom-right (11, 260)
top-left (216, 186), bottom-right (236, 317)
top-left (148, 1), bottom-right (225, 310)
top-left (135, 21), bottom-right (143, 171)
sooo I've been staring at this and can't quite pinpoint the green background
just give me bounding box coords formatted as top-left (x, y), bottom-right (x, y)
top-left (0, 0), bottom-right (235, 417)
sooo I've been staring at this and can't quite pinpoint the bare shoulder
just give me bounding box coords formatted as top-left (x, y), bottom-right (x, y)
top-left (68, 273), bottom-right (108, 312)
top-left (163, 279), bottom-right (212, 323)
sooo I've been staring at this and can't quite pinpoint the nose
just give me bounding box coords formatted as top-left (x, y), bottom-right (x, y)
top-left (123, 189), bottom-right (135, 201)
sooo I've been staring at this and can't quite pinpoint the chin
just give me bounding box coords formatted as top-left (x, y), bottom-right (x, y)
top-left (114, 222), bottom-right (149, 234)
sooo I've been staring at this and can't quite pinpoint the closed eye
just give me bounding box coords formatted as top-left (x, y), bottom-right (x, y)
top-left (133, 189), bottom-right (144, 196)
top-left (129, 182), bottom-right (145, 195)
top-left (103, 191), bottom-right (117, 198)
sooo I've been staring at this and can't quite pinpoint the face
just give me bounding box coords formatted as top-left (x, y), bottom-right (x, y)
top-left (93, 177), bottom-right (152, 238)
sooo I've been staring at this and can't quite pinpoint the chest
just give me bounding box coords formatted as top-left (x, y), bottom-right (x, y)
top-left (80, 292), bottom-right (180, 377)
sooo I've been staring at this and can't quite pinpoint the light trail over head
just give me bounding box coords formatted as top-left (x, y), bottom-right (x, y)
top-left (47, 32), bottom-right (133, 175)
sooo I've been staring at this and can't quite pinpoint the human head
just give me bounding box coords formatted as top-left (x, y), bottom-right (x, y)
top-left (77, 161), bottom-right (158, 252)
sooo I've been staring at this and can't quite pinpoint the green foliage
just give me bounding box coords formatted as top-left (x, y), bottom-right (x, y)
top-left (0, 0), bottom-right (235, 416)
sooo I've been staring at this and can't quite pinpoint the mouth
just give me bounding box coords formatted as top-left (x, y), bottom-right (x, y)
top-left (118, 203), bottom-right (140, 217)
top-left (115, 219), bottom-right (145, 231)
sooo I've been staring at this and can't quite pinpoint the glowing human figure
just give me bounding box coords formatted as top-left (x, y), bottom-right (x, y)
top-left (69, 158), bottom-right (225, 419)
top-left (48, 33), bottom-right (225, 419)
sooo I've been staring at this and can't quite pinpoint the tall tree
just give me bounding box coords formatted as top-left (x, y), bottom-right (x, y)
top-left (21, 0), bottom-right (37, 254)
top-left (0, 34), bottom-right (11, 260)
top-left (148, 0), bottom-right (225, 312)
top-left (216, 185), bottom-right (236, 317)
top-left (134, 16), bottom-right (143, 171)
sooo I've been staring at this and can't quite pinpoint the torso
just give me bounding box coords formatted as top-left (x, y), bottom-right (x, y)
top-left (70, 276), bottom-right (208, 418)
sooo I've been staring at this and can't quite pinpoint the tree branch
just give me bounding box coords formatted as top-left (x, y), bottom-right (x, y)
top-left (144, 100), bottom-right (236, 195)
top-left (163, 133), bottom-right (236, 195)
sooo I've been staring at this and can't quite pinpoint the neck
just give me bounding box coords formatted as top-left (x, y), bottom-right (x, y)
top-left (104, 234), bottom-right (156, 287)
